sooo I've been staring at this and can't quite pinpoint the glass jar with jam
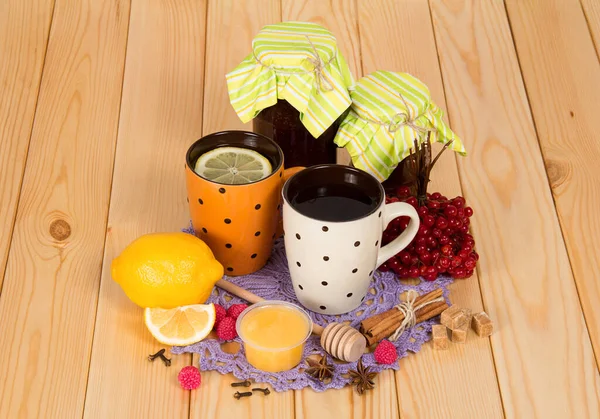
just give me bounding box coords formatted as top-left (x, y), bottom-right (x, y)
top-left (334, 70), bottom-right (466, 189)
top-left (226, 21), bottom-right (354, 167)
top-left (252, 99), bottom-right (342, 167)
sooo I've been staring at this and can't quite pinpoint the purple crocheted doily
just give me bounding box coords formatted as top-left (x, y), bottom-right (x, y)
top-left (173, 226), bottom-right (452, 392)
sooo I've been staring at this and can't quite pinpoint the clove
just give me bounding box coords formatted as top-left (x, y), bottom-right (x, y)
top-left (148, 349), bottom-right (166, 362)
top-left (231, 380), bottom-right (251, 387)
top-left (233, 391), bottom-right (253, 400)
top-left (158, 352), bottom-right (171, 367)
top-left (252, 387), bottom-right (270, 395)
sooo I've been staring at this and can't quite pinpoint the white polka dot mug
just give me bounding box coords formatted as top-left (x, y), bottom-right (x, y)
top-left (282, 164), bottom-right (420, 314)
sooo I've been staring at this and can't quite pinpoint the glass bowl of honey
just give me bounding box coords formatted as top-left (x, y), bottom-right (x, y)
top-left (236, 300), bottom-right (312, 372)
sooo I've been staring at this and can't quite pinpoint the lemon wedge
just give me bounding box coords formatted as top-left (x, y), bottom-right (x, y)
top-left (193, 146), bottom-right (272, 184)
top-left (144, 304), bottom-right (216, 346)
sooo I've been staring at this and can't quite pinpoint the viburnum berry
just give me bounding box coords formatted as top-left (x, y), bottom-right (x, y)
top-left (380, 191), bottom-right (478, 281)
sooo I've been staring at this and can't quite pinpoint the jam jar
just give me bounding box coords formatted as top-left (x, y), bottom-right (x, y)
top-left (253, 100), bottom-right (339, 167)
top-left (226, 21), bottom-right (355, 168)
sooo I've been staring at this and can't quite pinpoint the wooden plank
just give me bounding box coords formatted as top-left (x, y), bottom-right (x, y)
top-left (357, 1), bottom-right (503, 418)
top-left (280, 1), bottom-right (398, 417)
top-left (506, 0), bottom-right (600, 368)
top-left (281, 0), bottom-right (361, 78)
top-left (0, 0), bottom-right (130, 417)
top-left (191, 0), bottom-right (293, 418)
top-left (0, 0), bottom-right (55, 290)
top-left (201, 0), bottom-right (281, 134)
top-left (580, 0), bottom-right (600, 58)
top-left (429, 0), bottom-right (600, 417)
top-left (82, 1), bottom-right (207, 418)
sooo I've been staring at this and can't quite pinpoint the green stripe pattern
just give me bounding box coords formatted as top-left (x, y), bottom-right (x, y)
top-left (334, 71), bottom-right (466, 181)
top-left (226, 21), bottom-right (354, 138)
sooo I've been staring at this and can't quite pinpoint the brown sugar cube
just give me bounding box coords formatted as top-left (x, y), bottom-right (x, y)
top-left (441, 305), bottom-right (468, 329)
top-left (432, 325), bottom-right (449, 350)
top-left (462, 308), bottom-right (472, 324)
top-left (451, 322), bottom-right (469, 343)
top-left (472, 312), bottom-right (494, 337)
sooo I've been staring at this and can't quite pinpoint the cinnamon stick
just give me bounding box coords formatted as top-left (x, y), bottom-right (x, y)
top-left (360, 288), bottom-right (443, 333)
top-left (416, 301), bottom-right (448, 323)
top-left (360, 288), bottom-right (449, 346)
top-left (363, 301), bottom-right (449, 346)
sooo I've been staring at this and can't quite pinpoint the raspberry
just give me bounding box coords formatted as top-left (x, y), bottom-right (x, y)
top-left (216, 316), bottom-right (237, 341)
top-left (374, 340), bottom-right (398, 365)
top-left (178, 366), bottom-right (201, 390)
top-left (214, 304), bottom-right (226, 329)
top-left (226, 304), bottom-right (248, 320)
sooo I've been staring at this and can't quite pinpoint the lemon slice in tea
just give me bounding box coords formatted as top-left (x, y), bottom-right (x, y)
top-left (194, 146), bottom-right (272, 184)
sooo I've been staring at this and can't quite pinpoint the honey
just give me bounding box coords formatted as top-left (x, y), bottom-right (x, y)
top-left (236, 301), bottom-right (312, 372)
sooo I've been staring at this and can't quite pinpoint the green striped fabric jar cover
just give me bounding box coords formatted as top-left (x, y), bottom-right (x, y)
top-left (333, 71), bottom-right (466, 182)
top-left (226, 21), bottom-right (354, 167)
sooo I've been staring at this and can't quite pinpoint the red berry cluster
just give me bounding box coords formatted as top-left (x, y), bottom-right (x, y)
top-left (214, 303), bottom-right (247, 341)
top-left (379, 186), bottom-right (478, 280)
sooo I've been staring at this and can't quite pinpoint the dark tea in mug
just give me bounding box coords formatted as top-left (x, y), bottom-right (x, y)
top-left (290, 184), bottom-right (378, 222)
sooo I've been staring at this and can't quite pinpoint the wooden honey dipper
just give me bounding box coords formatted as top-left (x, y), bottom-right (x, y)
top-left (216, 279), bottom-right (367, 363)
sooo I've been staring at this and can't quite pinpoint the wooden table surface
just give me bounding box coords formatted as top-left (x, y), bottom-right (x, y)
top-left (2, 0), bottom-right (600, 417)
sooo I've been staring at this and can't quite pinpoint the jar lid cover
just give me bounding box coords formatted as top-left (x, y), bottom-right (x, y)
top-left (334, 71), bottom-right (466, 181)
top-left (226, 21), bottom-right (354, 137)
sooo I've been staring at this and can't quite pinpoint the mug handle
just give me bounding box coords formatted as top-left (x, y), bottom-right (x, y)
top-left (376, 202), bottom-right (420, 268)
top-left (275, 166), bottom-right (305, 238)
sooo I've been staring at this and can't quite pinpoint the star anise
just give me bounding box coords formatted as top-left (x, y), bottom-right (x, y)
top-left (306, 355), bottom-right (334, 382)
top-left (348, 358), bottom-right (377, 395)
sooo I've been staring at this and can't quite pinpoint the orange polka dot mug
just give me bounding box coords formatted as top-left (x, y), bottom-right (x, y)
top-left (186, 131), bottom-right (303, 276)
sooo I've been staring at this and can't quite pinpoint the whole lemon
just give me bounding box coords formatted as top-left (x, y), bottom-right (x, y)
top-left (111, 232), bottom-right (223, 308)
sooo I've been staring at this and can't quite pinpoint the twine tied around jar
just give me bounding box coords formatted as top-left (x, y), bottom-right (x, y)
top-left (389, 290), bottom-right (446, 341)
top-left (252, 35), bottom-right (335, 92)
top-left (359, 92), bottom-right (435, 135)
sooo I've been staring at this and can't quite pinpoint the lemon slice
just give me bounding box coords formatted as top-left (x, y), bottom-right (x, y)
top-left (194, 146), bottom-right (272, 184)
top-left (144, 304), bottom-right (216, 346)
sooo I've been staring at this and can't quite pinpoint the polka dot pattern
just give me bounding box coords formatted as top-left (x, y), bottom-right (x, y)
top-left (284, 201), bottom-right (388, 313)
top-left (187, 154), bottom-right (284, 277)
